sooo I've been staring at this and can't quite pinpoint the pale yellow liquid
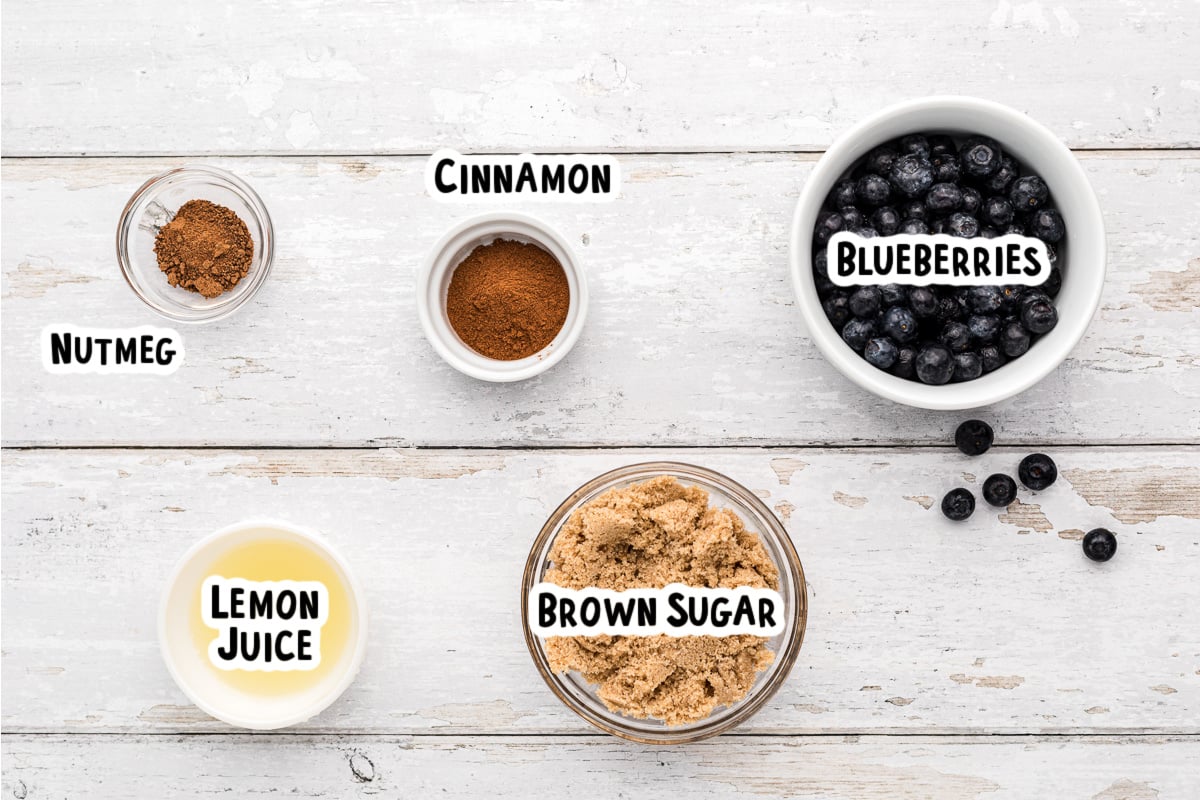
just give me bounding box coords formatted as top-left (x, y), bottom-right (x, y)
top-left (190, 537), bottom-right (355, 696)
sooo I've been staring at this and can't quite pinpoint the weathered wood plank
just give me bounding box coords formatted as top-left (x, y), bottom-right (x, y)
top-left (3, 734), bottom-right (1198, 799)
top-left (3, 154), bottom-right (1199, 447)
top-left (3, 448), bottom-right (1197, 735)
top-left (3, 1), bottom-right (1198, 154)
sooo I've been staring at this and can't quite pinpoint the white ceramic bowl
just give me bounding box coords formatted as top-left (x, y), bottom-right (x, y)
top-left (159, 519), bottom-right (368, 730)
top-left (790, 96), bottom-right (1106, 410)
top-left (418, 212), bottom-right (589, 382)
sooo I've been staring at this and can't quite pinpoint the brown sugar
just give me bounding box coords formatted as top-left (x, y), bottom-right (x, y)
top-left (154, 199), bottom-right (253, 298)
top-left (445, 239), bottom-right (570, 360)
top-left (544, 476), bottom-right (779, 726)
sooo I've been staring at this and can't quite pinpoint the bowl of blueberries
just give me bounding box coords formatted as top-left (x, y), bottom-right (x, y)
top-left (790, 96), bottom-right (1105, 410)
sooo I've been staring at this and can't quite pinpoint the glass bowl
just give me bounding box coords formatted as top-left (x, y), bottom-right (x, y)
top-left (521, 462), bottom-right (808, 744)
top-left (117, 165), bottom-right (274, 323)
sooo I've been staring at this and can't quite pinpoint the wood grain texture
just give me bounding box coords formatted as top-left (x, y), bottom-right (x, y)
top-left (3, 1), bottom-right (1198, 155)
top-left (4, 448), bottom-right (1197, 735)
top-left (3, 734), bottom-right (1198, 799)
top-left (3, 154), bottom-right (1199, 447)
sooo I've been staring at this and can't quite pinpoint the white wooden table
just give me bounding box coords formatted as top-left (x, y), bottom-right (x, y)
top-left (3, 2), bottom-right (1199, 796)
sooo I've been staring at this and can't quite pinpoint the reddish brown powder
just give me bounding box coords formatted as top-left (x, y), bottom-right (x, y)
top-left (446, 239), bottom-right (570, 360)
top-left (153, 199), bottom-right (254, 298)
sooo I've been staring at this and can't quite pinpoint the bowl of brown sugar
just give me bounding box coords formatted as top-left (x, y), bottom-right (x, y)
top-left (117, 165), bottom-right (274, 323)
top-left (522, 463), bottom-right (808, 743)
top-left (418, 212), bottom-right (588, 381)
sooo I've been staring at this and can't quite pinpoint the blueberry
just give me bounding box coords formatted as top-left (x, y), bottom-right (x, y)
top-left (915, 343), bottom-right (954, 385)
top-left (880, 283), bottom-right (908, 307)
top-left (852, 226), bottom-right (881, 238)
top-left (872, 206), bottom-right (902, 236)
top-left (890, 155), bottom-right (935, 197)
top-left (929, 217), bottom-right (948, 235)
top-left (822, 293), bottom-right (851, 328)
top-left (856, 173), bottom-right (891, 207)
top-left (814, 211), bottom-right (844, 245)
top-left (932, 151), bottom-right (961, 183)
top-left (941, 488), bottom-right (976, 521)
top-left (983, 196), bottom-right (1014, 228)
top-left (1021, 295), bottom-right (1058, 335)
top-left (925, 182), bottom-right (963, 214)
top-left (865, 146), bottom-right (900, 176)
top-left (1003, 220), bottom-right (1026, 236)
top-left (940, 321), bottom-right (972, 353)
top-left (980, 227), bottom-right (1001, 239)
top-left (832, 179), bottom-right (858, 210)
top-left (954, 419), bottom-right (994, 455)
top-left (900, 199), bottom-right (927, 220)
top-left (899, 134), bottom-right (931, 159)
top-left (946, 212), bottom-right (980, 238)
top-left (1009, 175), bottom-right (1049, 211)
top-left (864, 337), bottom-right (899, 369)
top-left (849, 286), bottom-right (883, 318)
top-left (1045, 242), bottom-right (1059, 265)
top-left (979, 344), bottom-right (1006, 373)
top-left (841, 317), bottom-right (876, 351)
top-left (951, 351), bottom-right (983, 382)
top-left (960, 136), bottom-right (1003, 179)
top-left (882, 305), bottom-right (919, 343)
top-left (999, 284), bottom-right (1024, 310)
top-left (813, 267), bottom-right (836, 297)
top-left (982, 473), bottom-right (1017, 507)
top-left (968, 285), bottom-right (1004, 315)
top-left (1082, 528), bottom-right (1118, 562)
top-left (900, 219), bottom-right (929, 235)
top-left (840, 206), bottom-right (866, 230)
top-left (891, 345), bottom-right (917, 379)
top-left (982, 155), bottom-right (1020, 194)
top-left (936, 294), bottom-right (967, 324)
top-left (967, 314), bottom-right (1001, 343)
top-left (1028, 208), bottom-right (1065, 243)
top-left (1043, 266), bottom-right (1063, 299)
top-left (1018, 453), bottom-right (1058, 490)
top-left (1001, 321), bottom-right (1031, 357)
top-left (909, 287), bottom-right (939, 318)
top-left (961, 187), bottom-right (982, 216)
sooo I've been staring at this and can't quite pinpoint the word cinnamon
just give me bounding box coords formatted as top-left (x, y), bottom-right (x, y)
top-left (154, 199), bottom-right (253, 298)
top-left (446, 240), bottom-right (569, 360)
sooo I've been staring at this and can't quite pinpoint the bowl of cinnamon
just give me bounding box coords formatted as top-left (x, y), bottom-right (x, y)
top-left (418, 212), bottom-right (589, 381)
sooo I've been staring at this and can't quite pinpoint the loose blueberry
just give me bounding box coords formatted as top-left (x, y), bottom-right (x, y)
top-left (955, 419), bottom-right (994, 456)
top-left (900, 199), bottom-right (927, 220)
top-left (880, 283), bottom-right (908, 307)
top-left (935, 294), bottom-right (967, 324)
top-left (1021, 295), bottom-right (1058, 335)
top-left (967, 314), bottom-right (1001, 344)
top-left (980, 227), bottom-right (1001, 239)
top-left (1009, 175), bottom-right (1049, 211)
top-left (840, 206), bottom-right (866, 230)
top-left (1043, 266), bottom-right (1063, 299)
top-left (967, 285), bottom-right (1004, 315)
top-left (940, 321), bottom-right (972, 353)
top-left (1003, 220), bottom-right (1026, 236)
top-left (916, 343), bottom-right (955, 384)
top-left (849, 286), bottom-right (883, 318)
top-left (979, 344), bottom-right (1006, 373)
top-left (1028, 208), bottom-right (1065, 243)
top-left (822, 293), bottom-right (851, 328)
top-left (982, 196), bottom-right (1014, 228)
top-left (890, 155), bottom-right (935, 197)
top-left (872, 206), bottom-right (902, 236)
top-left (1018, 453), bottom-right (1058, 490)
top-left (864, 337), bottom-right (899, 369)
top-left (941, 488), bottom-right (976, 521)
top-left (909, 286), bottom-right (939, 318)
top-left (959, 136), bottom-right (1003, 179)
top-left (865, 146), bottom-right (900, 177)
top-left (982, 473), bottom-right (1017, 507)
top-left (932, 151), bottom-right (961, 183)
top-left (852, 226), bottom-right (881, 238)
top-left (841, 317), bottom-right (876, 351)
top-left (951, 351), bottom-right (983, 382)
top-left (856, 173), bottom-right (891, 207)
top-left (1082, 528), bottom-right (1118, 562)
top-left (882, 305), bottom-right (919, 343)
top-left (946, 212), bottom-right (980, 238)
top-left (832, 179), bottom-right (857, 210)
top-left (1001, 321), bottom-right (1031, 357)
top-left (814, 211), bottom-right (844, 245)
top-left (891, 345), bottom-right (917, 379)
top-left (960, 187), bottom-right (982, 216)
top-left (999, 284), bottom-right (1024, 311)
top-left (899, 134), bottom-right (931, 159)
top-left (899, 219), bottom-right (929, 235)
top-left (928, 134), bottom-right (957, 156)
top-left (982, 155), bottom-right (1019, 194)
top-left (925, 182), bottom-right (963, 214)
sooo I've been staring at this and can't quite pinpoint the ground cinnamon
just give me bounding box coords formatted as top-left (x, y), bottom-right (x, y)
top-left (154, 199), bottom-right (254, 298)
top-left (446, 239), bottom-right (570, 360)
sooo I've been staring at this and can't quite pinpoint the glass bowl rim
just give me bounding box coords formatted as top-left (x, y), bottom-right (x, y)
top-left (520, 461), bottom-right (808, 744)
top-left (116, 164), bottom-right (275, 324)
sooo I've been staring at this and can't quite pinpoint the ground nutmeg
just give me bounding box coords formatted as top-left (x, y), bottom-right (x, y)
top-left (446, 239), bottom-right (570, 360)
top-left (154, 199), bottom-right (254, 299)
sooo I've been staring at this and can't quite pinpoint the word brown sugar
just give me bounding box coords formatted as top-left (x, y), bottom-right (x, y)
top-left (446, 239), bottom-right (569, 360)
top-left (154, 199), bottom-right (253, 298)
top-left (543, 476), bottom-right (779, 726)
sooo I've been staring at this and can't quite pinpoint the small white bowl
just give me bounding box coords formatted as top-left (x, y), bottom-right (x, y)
top-left (418, 212), bottom-right (588, 382)
top-left (790, 96), bottom-right (1106, 410)
top-left (158, 519), bottom-right (368, 730)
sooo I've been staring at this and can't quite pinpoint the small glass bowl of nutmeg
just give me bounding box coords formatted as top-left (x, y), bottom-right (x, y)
top-left (117, 165), bottom-right (275, 323)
